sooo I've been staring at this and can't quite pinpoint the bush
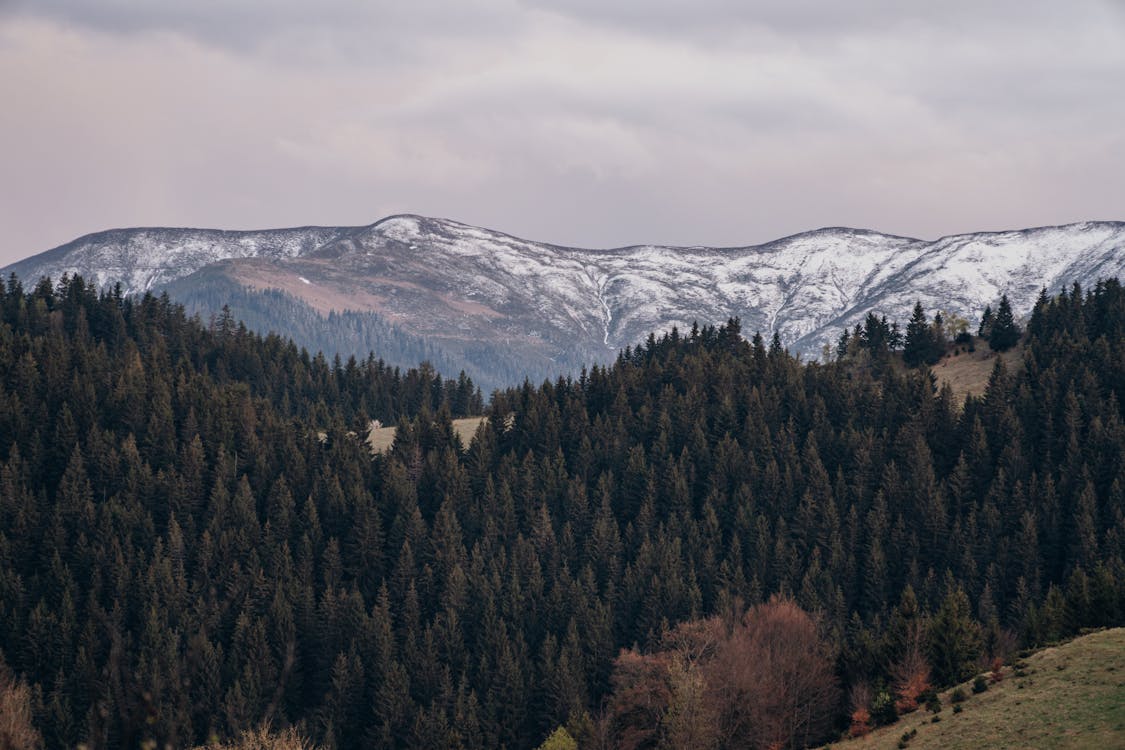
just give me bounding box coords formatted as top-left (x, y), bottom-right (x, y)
top-left (950, 688), bottom-right (967, 703)
top-left (925, 691), bottom-right (942, 713)
top-left (848, 708), bottom-right (873, 738)
top-left (872, 689), bottom-right (899, 726)
top-left (972, 675), bottom-right (989, 694)
top-left (953, 704), bottom-right (963, 714)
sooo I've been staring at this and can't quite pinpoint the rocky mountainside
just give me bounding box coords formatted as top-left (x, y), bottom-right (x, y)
top-left (6, 215), bottom-right (1125, 388)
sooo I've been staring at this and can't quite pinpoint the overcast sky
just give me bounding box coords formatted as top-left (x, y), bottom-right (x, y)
top-left (2, 1), bottom-right (1124, 264)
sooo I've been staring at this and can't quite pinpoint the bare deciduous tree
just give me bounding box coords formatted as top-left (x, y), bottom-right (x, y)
top-left (607, 596), bottom-right (839, 750)
top-left (0, 660), bottom-right (43, 750)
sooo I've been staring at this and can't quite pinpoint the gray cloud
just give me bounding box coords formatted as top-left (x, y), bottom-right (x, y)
top-left (1, 1), bottom-right (1123, 264)
top-left (2, 0), bottom-right (524, 64)
top-left (520, 0), bottom-right (1119, 36)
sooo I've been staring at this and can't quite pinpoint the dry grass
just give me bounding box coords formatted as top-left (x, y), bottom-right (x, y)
top-left (828, 628), bottom-right (1125, 750)
top-left (931, 339), bottom-right (1023, 404)
top-left (367, 416), bottom-right (487, 454)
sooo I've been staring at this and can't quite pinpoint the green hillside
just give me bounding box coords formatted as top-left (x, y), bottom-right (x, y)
top-left (831, 628), bottom-right (1125, 750)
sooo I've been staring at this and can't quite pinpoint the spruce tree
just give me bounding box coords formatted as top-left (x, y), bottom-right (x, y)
top-left (978, 304), bottom-right (993, 338)
top-left (928, 584), bottom-right (982, 686)
top-left (903, 302), bottom-right (934, 367)
top-left (988, 295), bottom-right (1021, 351)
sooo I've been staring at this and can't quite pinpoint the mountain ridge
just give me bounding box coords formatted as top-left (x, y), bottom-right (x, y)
top-left (6, 215), bottom-right (1125, 388)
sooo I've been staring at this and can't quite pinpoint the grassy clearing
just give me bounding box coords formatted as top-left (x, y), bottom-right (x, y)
top-left (931, 339), bottom-right (1023, 404)
top-left (828, 628), bottom-right (1125, 750)
top-left (367, 416), bottom-right (487, 454)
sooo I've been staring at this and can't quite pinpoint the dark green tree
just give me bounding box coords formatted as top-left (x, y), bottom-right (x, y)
top-left (988, 295), bottom-right (1021, 351)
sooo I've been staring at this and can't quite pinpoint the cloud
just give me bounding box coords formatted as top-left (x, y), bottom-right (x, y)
top-left (0, 1), bottom-right (1123, 264)
top-left (1, 0), bottom-right (525, 65)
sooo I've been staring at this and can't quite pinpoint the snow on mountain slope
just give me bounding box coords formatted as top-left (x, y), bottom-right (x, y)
top-left (6, 216), bottom-right (1125, 379)
top-left (2, 226), bottom-right (353, 294)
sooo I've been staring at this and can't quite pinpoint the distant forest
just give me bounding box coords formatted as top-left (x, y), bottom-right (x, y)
top-left (164, 275), bottom-right (571, 393)
top-left (0, 273), bottom-right (1122, 749)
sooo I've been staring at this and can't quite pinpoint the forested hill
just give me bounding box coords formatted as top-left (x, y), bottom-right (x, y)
top-left (1, 275), bottom-right (1124, 749)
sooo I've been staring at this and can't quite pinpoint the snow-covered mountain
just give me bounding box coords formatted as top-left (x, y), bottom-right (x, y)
top-left (6, 216), bottom-right (1125, 385)
top-left (2, 225), bottom-right (354, 294)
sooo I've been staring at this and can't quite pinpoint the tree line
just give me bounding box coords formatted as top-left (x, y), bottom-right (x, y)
top-left (838, 293), bottom-right (1021, 366)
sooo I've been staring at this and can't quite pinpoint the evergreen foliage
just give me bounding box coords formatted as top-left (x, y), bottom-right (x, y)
top-left (988, 295), bottom-right (1021, 351)
top-left (978, 305), bottom-right (994, 338)
top-left (903, 302), bottom-right (944, 367)
top-left (0, 274), bottom-right (1124, 748)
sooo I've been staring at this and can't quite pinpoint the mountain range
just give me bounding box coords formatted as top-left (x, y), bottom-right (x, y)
top-left (5, 215), bottom-right (1125, 389)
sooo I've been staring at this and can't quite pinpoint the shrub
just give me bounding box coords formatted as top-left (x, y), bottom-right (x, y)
top-left (848, 708), bottom-right (872, 739)
top-left (972, 675), bottom-right (988, 694)
top-left (953, 703), bottom-right (963, 714)
top-left (925, 691), bottom-right (942, 713)
top-left (950, 688), bottom-right (967, 703)
top-left (872, 689), bottom-right (899, 726)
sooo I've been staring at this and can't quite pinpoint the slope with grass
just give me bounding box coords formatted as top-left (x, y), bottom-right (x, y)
top-left (929, 338), bottom-right (1024, 403)
top-left (366, 416), bottom-right (487, 453)
top-left (831, 628), bottom-right (1125, 750)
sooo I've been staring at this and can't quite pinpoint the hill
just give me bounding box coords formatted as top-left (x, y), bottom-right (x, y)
top-left (831, 628), bottom-right (1125, 750)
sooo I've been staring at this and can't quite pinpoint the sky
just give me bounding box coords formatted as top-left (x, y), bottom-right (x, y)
top-left (1, 1), bottom-right (1124, 265)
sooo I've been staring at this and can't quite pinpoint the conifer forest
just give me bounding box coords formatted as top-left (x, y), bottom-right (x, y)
top-left (1, 273), bottom-right (1123, 749)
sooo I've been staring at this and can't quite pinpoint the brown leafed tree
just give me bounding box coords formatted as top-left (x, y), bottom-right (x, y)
top-left (0, 660), bottom-right (43, 750)
top-left (608, 648), bottom-right (673, 750)
top-left (889, 620), bottom-right (931, 714)
top-left (847, 682), bottom-right (873, 738)
top-left (710, 595), bottom-right (841, 750)
top-left (607, 596), bottom-right (839, 750)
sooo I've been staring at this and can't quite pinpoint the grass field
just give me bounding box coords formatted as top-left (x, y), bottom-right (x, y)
top-left (367, 416), bottom-right (487, 453)
top-left (931, 339), bottom-right (1023, 404)
top-left (827, 628), bottom-right (1125, 750)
